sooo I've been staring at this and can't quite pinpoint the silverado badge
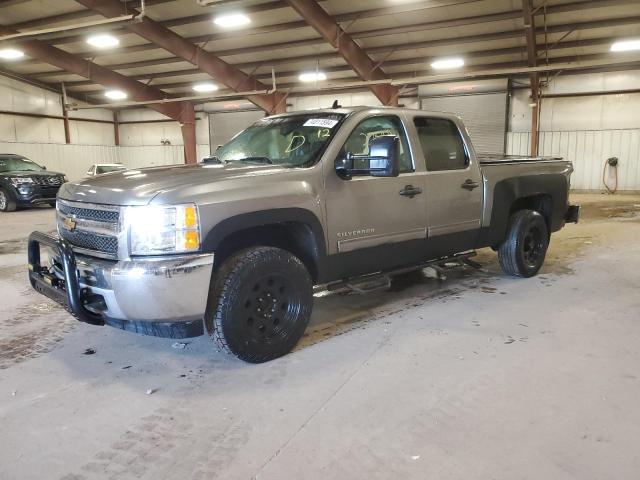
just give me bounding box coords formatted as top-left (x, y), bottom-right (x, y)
top-left (62, 216), bottom-right (77, 232)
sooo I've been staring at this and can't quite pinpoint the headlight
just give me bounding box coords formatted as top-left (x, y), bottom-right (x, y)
top-left (11, 177), bottom-right (34, 186)
top-left (125, 204), bottom-right (201, 255)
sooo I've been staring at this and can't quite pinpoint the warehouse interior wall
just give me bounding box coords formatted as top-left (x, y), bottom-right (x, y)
top-left (507, 70), bottom-right (640, 192)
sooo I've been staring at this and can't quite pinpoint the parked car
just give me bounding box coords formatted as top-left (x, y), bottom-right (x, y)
top-left (0, 154), bottom-right (66, 212)
top-left (85, 163), bottom-right (126, 177)
top-left (28, 107), bottom-right (579, 363)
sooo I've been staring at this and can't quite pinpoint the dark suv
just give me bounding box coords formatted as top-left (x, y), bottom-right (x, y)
top-left (0, 154), bottom-right (66, 212)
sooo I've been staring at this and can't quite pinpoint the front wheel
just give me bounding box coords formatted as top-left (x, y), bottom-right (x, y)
top-left (206, 247), bottom-right (313, 363)
top-left (0, 188), bottom-right (16, 212)
top-left (498, 209), bottom-right (549, 277)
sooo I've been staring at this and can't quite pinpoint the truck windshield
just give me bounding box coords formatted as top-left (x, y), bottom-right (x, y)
top-left (216, 113), bottom-right (345, 168)
top-left (0, 156), bottom-right (44, 173)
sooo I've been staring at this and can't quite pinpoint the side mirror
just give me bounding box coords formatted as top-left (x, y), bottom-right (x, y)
top-left (335, 135), bottom-right (400, 180)
top-left (42, 166), bottom-right (47, 170)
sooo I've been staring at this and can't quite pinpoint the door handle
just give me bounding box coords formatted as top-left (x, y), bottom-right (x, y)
top-left (461, 179), bottom-right (480, 191)
top-left (399, 185), bottom-right (423, 198)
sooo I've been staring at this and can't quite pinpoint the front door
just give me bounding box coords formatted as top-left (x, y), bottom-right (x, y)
top-left (324, 114), bottom-right (427, 277)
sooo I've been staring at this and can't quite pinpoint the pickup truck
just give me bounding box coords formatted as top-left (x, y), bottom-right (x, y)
top-left (28, 106), bottom-right (580, 363)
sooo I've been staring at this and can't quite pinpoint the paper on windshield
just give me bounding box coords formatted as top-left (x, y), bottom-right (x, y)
top-left (303, 118), bottom-right (339, 128)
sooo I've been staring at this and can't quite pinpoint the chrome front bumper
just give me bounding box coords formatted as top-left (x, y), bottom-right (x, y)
top-left (76, 253), bottom-right (214, 322)
top-left (28, 232), bottom-right (214, 338)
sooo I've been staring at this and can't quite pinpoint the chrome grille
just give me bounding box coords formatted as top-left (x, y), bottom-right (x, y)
top-left (58, 201), bottom-right (119, 223)
top-left (60, 230), bottom-right (118, 255)
top-left (57, 200), bottom-right (121, 259)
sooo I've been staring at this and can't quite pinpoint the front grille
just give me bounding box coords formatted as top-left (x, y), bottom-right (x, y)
top-left (58, 202), bottom-right (119, 223)
top-left (33, 176), bottom-right (62, 186)
top-left (59, 229), bottom-right (118, 255)
top-left (57, 200), bottom-right (121, 258)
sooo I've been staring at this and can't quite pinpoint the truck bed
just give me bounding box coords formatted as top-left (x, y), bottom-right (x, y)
top-left (477, 153), bottom-right (562, 165)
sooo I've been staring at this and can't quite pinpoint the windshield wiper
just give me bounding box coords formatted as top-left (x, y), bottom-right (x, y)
top-left (234, 156), bottom-right (273, 165)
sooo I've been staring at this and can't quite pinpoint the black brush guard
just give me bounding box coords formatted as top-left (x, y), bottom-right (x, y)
top-left (28, 231), bottom-right (104, 326)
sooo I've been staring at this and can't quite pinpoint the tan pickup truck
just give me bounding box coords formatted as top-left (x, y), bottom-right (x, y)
top-left (28, 106), bottom-right (579, 362)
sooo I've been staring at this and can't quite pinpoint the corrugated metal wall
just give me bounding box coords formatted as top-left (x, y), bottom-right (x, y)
top-left (506, 130), bottom-right (640, 191)
top-left (0, 142), bottom-right (204, 181)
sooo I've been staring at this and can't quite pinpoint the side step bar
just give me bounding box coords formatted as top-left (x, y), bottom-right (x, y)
top-left (320, 251), bottom-right (479, 294)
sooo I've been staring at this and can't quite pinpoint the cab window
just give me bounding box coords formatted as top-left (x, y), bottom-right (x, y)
top-left (342, 116), bottom-right (413, 173)
top-left (414, 117), bottom-right (468, 171)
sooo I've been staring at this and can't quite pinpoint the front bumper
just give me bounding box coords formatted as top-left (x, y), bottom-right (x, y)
top-left (28, 232), bottom-right (214, 338)
top-left (15, 185), bottom-right (59, 205)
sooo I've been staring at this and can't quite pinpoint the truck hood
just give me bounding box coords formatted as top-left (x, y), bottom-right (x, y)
top-left (58, 163), bottom-right (288, 206)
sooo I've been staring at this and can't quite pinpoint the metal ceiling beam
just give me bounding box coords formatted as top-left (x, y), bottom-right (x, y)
top-left (522, 0), bottom-right (540, 156)
top-left (0, 23), bottom-right (198, 163)
top-left (39, 14), bottom-right (640, 86)
top-left (17, 0), bottom-right (635, 50)
top-left (71, 35), bottom-right (621, 96)
top-left (27, 0), bottom-right (478, 48)
top-left (263, 0), bottom-right (394, 104)
top-left (75, 0), bottom-right (286, 114)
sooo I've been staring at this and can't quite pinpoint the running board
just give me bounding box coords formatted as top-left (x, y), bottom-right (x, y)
top-left (319, 251), bottom-right (479, 294)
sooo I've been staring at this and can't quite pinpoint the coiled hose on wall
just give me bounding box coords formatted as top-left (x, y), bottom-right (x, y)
top-left (602, 157), bottom-right (618, 194)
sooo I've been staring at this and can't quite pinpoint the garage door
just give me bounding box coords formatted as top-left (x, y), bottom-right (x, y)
top-left (421, 93), bottom-right (508, 154)
top-left (209, 110), bottom-right (265, 153)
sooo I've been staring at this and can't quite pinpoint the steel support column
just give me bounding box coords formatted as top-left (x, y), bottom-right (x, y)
top-left (523, 0), bottom-right (540, 156)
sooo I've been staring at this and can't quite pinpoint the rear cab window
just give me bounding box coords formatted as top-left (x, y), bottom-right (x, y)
top-left (414, 117), bottom-right (469, 172)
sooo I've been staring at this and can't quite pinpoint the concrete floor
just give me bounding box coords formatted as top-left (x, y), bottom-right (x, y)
top-left (1, 194), bottom-right (639, 480)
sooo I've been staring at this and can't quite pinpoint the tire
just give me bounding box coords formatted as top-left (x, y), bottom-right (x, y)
top-left (498, 209), bottom-right (549, 278)
top-left (0, 188), bottom-right (17, 212)
top-left (207, 247), bottom-right (313, 363)
top-left (48, 201), bottom-right (57, 208)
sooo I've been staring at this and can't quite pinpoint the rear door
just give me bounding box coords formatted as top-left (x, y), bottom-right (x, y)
top-left (410, 115), bottom-right (483, 246)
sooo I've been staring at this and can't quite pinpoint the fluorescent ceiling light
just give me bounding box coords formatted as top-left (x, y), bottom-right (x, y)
top-left (192, 82), bottom-right (219, 92)
top-left (0, 48), bottom-right (24, 60)
top-left (299, 71), bottom-right (327, 82)
top-left (610, 39), bottom-right (640, 52)
top-left (87, 34), bottom-right (120, 48)
top-left (213, 13), bottom-right (251, 28)
top-left (431, 57), bottom-right (465, 70)
top-left (104, 90), bottom-right (127, 100)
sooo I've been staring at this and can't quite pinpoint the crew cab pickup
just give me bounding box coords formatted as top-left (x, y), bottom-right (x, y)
top-left (28, 107), bottom-right (579, 362)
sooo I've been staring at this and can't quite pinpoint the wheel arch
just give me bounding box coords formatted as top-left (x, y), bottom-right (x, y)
top-left (201, 208), bottom-right (327, 282)
top-left (478, 174), bottom-right (568, 248)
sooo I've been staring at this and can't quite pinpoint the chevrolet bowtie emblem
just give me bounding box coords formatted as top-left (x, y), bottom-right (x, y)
top-left (62, 216), bottom-right (77, 232)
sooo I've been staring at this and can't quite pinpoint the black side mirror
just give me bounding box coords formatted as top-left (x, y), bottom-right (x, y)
top-left (335, 135), bottom-right (400, 180)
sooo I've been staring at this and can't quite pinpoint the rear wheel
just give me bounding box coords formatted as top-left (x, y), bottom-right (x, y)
top-left (0, 188), bottom-right (16, 212)
top-left (207, 247), bottom-right (313, 363)
top-left (48, 201), bottom-right (56, 208)
top-left (498, 209), bottom-right (549, 277)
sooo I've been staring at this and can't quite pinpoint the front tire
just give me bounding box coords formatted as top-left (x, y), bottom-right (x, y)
top-left (498, 209), bottom-right (549, 277)
top-left (0, 188), bottom-right (16, 212)
top-left (207, 247), bottom-right (313, 363)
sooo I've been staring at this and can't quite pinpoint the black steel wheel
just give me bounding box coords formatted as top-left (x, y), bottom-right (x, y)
top-left (498, 209), bottom-right (549, 277)
top-left (0, 188), bottom-right (16, 212)
top-left (207, 247), bottom-right (313, 363)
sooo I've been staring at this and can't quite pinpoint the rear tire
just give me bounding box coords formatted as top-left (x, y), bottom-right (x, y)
top-left (0, 188), bottom-right (16, 212)
top-left (48, 201), bottom-right (56, 208)
top-left (206, 247), bottom-right (313, 363)
top-left (498, 209), bottom-right (549, 278)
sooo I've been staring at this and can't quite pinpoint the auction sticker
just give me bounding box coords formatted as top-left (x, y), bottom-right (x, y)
top-left (303, 118), bottom-right (339, 128)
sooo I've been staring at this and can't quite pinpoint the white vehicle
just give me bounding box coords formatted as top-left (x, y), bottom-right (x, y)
top-left (85, 164), bottom-right (126, 177)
